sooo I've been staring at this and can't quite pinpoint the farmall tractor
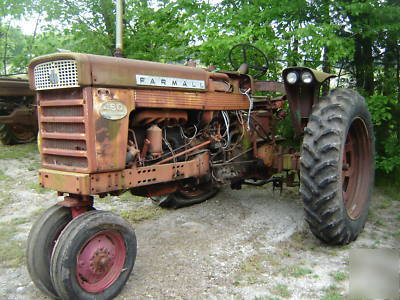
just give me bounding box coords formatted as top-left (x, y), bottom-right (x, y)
top-left (26, 44), bottom-right (374, 299)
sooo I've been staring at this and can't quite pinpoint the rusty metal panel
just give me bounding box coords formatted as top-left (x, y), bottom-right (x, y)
top-left (38, 87), bottom-right (134, 173)
top-left (135, 89), bottom-right (249, 110)
top-left (0, 107), bottom-right (37, 126)
top-left (132, 110), bottom-right (188, 126)
top-left (38, 153), bottom-right (210, 195)
top-left (253, 81), bottom-right (286, 94)
top-left (28, 52), bottom-right (208, 91)
top-left (282, 154), bottom-right (300, 170)
top-left (89, 55), bottom-right (208, 91)
top-left (39, 168), bottom-right (90, 194)
top-left (256, 144), bottom-right (275, 167)
top-left (28, 53), bottom-right (92, 90)
top-left (0, 78), bottom-right (35, 96)
top-left (92, 87), bottom-right (134, 172)
top-left (38, 88), bottom-right (93, 173)
top-left (90, 153), bottom-right (209, 194)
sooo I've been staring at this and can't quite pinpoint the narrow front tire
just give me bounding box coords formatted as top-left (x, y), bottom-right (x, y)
top-left (50, 210), bottom-right (137, 300)
top-left (26, 205), bottom-right (72, 298)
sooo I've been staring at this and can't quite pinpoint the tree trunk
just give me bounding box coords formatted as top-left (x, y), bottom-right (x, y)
top-left (354, 34), bottom-right (374, 96)
top-left (322, 47), bottom-right (331, 95)
top-left (2, 22), bottom-right (11, 75)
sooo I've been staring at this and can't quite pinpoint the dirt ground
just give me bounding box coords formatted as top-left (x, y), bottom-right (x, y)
top-left (0, 143), bottom-right (398, 300)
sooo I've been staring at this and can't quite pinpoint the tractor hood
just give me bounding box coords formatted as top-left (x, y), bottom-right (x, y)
top-left (28, 53), bottom-right (208, 92)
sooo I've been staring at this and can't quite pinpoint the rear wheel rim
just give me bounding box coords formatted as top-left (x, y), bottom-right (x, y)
top-left (11, 125), bottom-right (35, 141)
top-left (178, 182), bottom-right (209, 199)
top-left (342, 118), bottom-right (372, 220)
top-left (76, 230), bottom-right (126, 293)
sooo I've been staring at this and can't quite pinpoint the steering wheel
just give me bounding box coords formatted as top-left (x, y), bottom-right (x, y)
top-left (228, 44), bottom-right (269, 78)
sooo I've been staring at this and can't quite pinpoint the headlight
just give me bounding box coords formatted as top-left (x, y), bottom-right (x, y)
top-left (301, 71), bottom-right (313, 84)
top-left (286, 72), bottom-right (298, 84)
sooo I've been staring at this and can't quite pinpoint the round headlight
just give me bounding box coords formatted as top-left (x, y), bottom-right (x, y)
top-left (301, 71), bottom-right (313, 84)
top-left (286, 72), bottom-right (298, 84)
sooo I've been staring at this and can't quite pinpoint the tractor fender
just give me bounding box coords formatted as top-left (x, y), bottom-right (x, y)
top-left (0, 106), bottom-right (37, 126)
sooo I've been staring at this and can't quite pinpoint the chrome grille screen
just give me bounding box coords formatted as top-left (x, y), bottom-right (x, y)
top-left (34, 60), bottom-right (79, 90)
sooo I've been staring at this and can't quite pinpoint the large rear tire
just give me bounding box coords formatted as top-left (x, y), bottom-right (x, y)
top-left (0, 124), bottom-right (36, 145)
top-left (300, 89), bottom-right (374, 245)
top-left (50, 210), bottom-right (137, 300)
top-left (26, 205), bottom-right (72, 298)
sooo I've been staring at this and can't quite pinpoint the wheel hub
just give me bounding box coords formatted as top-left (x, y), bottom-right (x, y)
top-left (76, 230), bottom-right (126, 293)
top-left (89, 248), bottom-right (113, 275)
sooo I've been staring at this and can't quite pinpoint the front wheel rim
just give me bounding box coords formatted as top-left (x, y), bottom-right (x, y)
top-left (342, 117), bottom-right (372, 220)
top-left (76, 230), bottom-right (126, 293)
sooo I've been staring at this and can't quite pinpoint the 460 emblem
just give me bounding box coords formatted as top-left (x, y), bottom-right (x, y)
top-left (99, 101), bottom-right (128, 120)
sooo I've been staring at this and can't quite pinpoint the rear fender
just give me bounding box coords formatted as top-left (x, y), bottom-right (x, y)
top-left (282, 67), bottom-right (336, 133)
top-left (0, 106), bottom-right (37, 126)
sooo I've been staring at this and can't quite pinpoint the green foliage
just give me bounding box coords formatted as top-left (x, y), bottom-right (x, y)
top-left (367, 94), bottom-right (395, 126)
top-left (271, 283), bottom-right (292, 298)
top-left (322, 284), bottom-right (343, 300)
top-left (0, 220), bottom-right (26, 267)
top-left (367, 94), bottom-right (400, 176)
top-left (331, 271), bottom-right (347, 282)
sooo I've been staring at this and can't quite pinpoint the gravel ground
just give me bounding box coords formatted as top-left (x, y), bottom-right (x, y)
top-left (0, 143), bottom-right (398, 300)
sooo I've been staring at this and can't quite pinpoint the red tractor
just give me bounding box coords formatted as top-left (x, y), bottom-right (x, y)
top-left (26, 44), bottom-right (374, 299)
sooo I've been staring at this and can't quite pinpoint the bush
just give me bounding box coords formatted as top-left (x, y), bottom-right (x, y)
top-left (366, 93), bottom-right (400, 183)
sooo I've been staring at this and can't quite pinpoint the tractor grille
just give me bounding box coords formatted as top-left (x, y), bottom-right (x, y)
top-left (39, 88), bottom-right (90, 172)
top-left (34, 60), bottom-right (79, 90)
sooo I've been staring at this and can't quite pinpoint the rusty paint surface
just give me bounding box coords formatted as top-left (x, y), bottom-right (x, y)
top-left (57, 195), bottom-right (93, 208)
top-left (38, 88), bottom-right (92, 172)
top-left (256, 144), bottom-right (275, 167)
top-left (0, 78), bottom-right (35, 96)
top-left (155, 141), bottom-right (211, 165)
top-left (93, 88), bottom-right (134, 172)
top-left (132, 110), bottom-right (188, 126)
top-left (0, 107), bottom-right (37, 126)
top-left (253, 81), bottom-right (286, 94)
top-left (135, 89), bottom-right (249, 110)
top-left (282, 67), bottom-right (334, 133)
top-left (28, 52), bottom-right (208, 91)
top-left (39, 152), bottom-right (209, 195)
top-left (282, 153), bottom-right (300, 170)
top-left (38, 87), bottom-right (135, 173)
top-left (39, 169), bottom-right (90, 194)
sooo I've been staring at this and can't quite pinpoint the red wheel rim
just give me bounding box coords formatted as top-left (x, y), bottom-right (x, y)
top-left (342, 118), bottom-right (372, 219)
top-left (179, 186), bottom-right (205, 198)
top-left (76, 230), bottom-right (126, 293)
top-left (178, 182), bottom-right (208, 199)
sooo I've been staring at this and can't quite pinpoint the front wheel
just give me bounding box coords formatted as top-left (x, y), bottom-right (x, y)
top-left (26, 205), bottom-right (72, 298)
top-left (50, 211), bottom-right (137, 300)
top-left (300, 89), bottom-right (374, 245)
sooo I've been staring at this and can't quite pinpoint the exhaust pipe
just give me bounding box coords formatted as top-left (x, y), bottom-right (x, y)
top-left (114, 0), bottom-right (123, 57)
